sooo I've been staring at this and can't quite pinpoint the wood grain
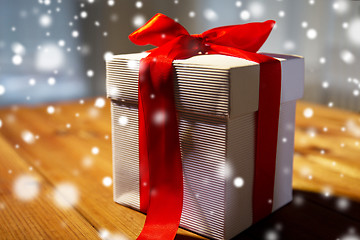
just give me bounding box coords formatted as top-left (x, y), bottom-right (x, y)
top-left (0, 98), bottom-right (359, 239)
top-left (0, 133), bottom-right (100, 239)
top-left (294, 101), bottom-right (360, 201)
top-left (0, 98), bottom-right (204, 240)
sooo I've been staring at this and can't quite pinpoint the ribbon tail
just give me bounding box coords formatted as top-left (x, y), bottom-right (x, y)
top-left (207, 44), bottom-right (281, 223)
top-left (252, 59), bottom-right (282, 222)
top-left (137, 56), bottom-right (183, 240)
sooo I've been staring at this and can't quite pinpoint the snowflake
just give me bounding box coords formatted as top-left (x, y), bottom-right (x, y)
top-left (12, 55), bottom-right (23, 65)
top-left (94, 97), bottom-right (105, 108)
top-left (108, 0), bottom-right (115, 7)
top-left (39, 14), bottom-right (52, 27)
top-left (303, 108), bottom-right (314, 118)
top-left (72, 30), bottom-right (79, 38)
top-left (348, 18), bottom-right (360, 46)
top-left (82, 156), bottom-right (93, 168)
top-left (264, 230), bottom-right (279, 240)
top-left (203, 9), bottom-right (218, 21)
top-left (306, 28), bottom-right (317, 39)
top-left (0, 85), bottom-right (5, 95)
top-left (21, 130), bottom-right (35, 144)
top-left (153, 110), bottom-right (167, 125)
top-left (47, 105), bottom-right (55, 114)
top-left (188, 11), bottom-right (196, 18)
top-left (233, 177), bottom-right (244, 188)
top-left (13, 175), bottom-right (40, 201)
top-left (53, 183), bottom-right (79, 209)
top-left (135, 1), bottom-right (143, 8)
top-left (87, 69), bottom-right (94, 77)
top-left (118, 116), bottom-right (128, 126)
top-left (333, 0), bottom-right (349, 14)
top-left (133, 15), bottom-right (145, 28)
top-left (48, 77), bottom-right (56, 85)
top-left (319, 57), bottom-right (326, 64)
top-left (102, 177), bottom-right (112, 187)
top-left (240, 10), bottom-right (250, 20)
top-left (249, 2), bottom-right (264, 18)
top-left (322, 81), bottom-right (329, 88)
top-left (104, 51), bottom-right (114, 61)
top-left (80, 11), bottom-right (88, 19)
top-left (91, 146), bottom-right (99, 155)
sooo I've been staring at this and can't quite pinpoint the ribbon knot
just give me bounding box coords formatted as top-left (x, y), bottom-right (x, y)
top-left (129, 13), bottom-right (282, 240)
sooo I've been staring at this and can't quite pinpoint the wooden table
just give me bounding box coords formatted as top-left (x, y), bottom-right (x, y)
top-left (0, 99), bottom-right (359, 240)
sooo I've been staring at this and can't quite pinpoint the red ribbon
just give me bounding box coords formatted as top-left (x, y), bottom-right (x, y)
top-left (129, 13), bottom-right (281, 239)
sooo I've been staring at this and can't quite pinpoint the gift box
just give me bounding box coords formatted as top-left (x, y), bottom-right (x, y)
top-left (106, 52), bottom-right (304, 239)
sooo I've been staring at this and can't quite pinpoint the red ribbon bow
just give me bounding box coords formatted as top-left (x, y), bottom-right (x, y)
top-left (129, 13), bottom-right (281, 240)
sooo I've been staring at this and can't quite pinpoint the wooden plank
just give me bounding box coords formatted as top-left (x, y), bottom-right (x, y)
top-left (0, 134), bottom-right (100, 239)
top-left (293, 101), bottom-right (360, 201)
top-left (0, 98), bottom-right (204, 239)
top-left (0, 99), bottom-right (359, 239)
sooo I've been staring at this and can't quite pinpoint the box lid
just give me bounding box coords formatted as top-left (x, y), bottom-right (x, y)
top-left (106, 52), bottom-right (304, 118)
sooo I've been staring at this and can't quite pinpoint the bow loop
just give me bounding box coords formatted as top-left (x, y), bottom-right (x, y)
top-left (129, 13), bottom-right (190, 47)
top-left (201, 20), bottom-right (275, 53)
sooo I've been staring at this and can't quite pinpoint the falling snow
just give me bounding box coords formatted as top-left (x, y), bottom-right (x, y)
top-left (188, 11), bottom-right (196, 18)
top-left (48, 77), bottom-right (56, 85)
top-left (322, 81), bottom-right (329, 88)
top-left (12, 55), bottom-right (23, 65)
top-left (91, 146), bottom-right (100, 155)
top-left (303, 108), bottom-right (314, 118)
top-left (333, 0), bottom-right (349, 15)
top-left (53, 183), bottom-right (79, 209)
top-left (13, 175), bottom-right (40, 201)
top-left (249, 2), bottom-right (264, 18)
top-left (118, 116), bottom-right (128, 126)
top-left (104, 51), bottom-right (114, 61)
top-left (35, 44), bottom-right (64, 71)
top-left (87, 69), bottom-right (94, 77)
top-left (306, 28), bottom-right (317, 39)
top-left (72, 30), bottom-right (79, 38)
top-left (153, 110), bottom-right (167, 125)
top-left (39, 14), bottom-right (52, 28)
top-left (348, 18), bottom-right (360, 46)
top-left (12, 42), bottom-right (26, 55)
top-left (240, 10), bottom-right (250, 21)
top-left (135, 1), bottom-right (143, 8)
top-left (82, 156), bottom-right (94, 168)
top-left (102, 177), bottom-right (112, 187)
top-left (340, 50), bottom-right (355, 64)
top-left (21, 130), bottom-right (35, 144)
top-left (108, 0), bottom-right (115, 7)
top-left (0, 85), bottom-right (5, 95)
top-left (233, 177), bottom-right (244, 188)
top-left (132, 15), bottom-right (145, 27)
top-left (95, 97), bottom-right (106, 108)
top-left (80, 11), bottom-right (88, 19)
top-left (99, 229), bottom-right (128, 240)
top-left (29, 78), bottom-right (36, 86)
top-left (264, 230), bottom-right (279, 240)
top-left (319, 57), bottom-right (326, 64)
top-left (203, 9), bottom-right (218, 21)
top-left (47, 105), bottom-right (55, 114)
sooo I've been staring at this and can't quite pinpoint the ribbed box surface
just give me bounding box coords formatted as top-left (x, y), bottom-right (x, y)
top-left (107, 52), bottom-right (304, 239)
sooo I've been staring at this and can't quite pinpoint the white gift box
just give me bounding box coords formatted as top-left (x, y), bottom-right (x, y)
top-left (106, 52), bottom-right (304, 240)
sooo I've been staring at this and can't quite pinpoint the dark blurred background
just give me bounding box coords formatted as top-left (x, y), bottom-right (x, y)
top-left (1, 0), bottom-right (360, 111)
